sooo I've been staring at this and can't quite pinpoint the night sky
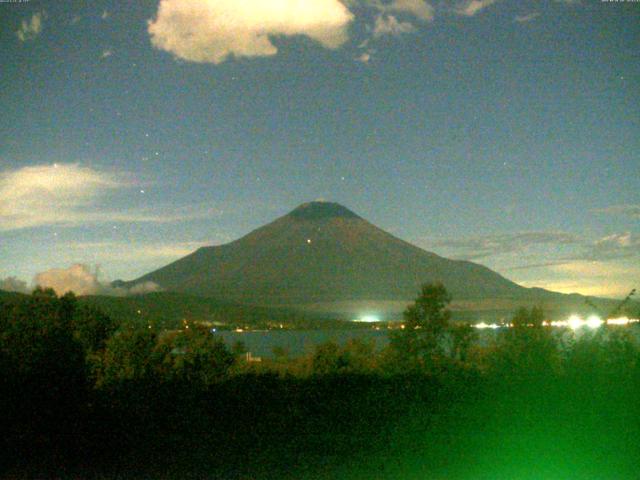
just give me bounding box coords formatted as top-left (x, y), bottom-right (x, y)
top-left (1, 0), bottom-right (638, 298)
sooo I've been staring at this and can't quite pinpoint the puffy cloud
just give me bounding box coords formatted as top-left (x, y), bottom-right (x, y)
top-left (455, 0), bottom-right (499, 17)
top-left (34, 264), bottom-right (109, 296)
top-left (32, 264), bottom-right (163, 297)
top-left (16, 11), bottom-right (44, 42)
top-left (0, 277), bottom-right (30, 294)
top-left (373, 14), bottom-right (416, 37)
top-left (147, 0), bottom-right (354, 64)
top-left (515, 12), bottom-right (540, 23)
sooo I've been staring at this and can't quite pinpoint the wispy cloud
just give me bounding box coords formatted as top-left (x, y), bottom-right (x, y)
top-left (62, 241), bottom-right (213, 262)
top-left (577, 232), bottom-right (640, 262)
top-left (148, 0), bottom-right (354, 64)
top-left (429, 231), bottom-right (579, 260)
top-left (454, 0), bottom-right (499, 17)
top-left (515, 12), bottom-right (540, 23)
top-left (16, 11), bottom-right (44, 42)
top-left (506, 261), bottom-right (569, 271)
top-left (0, 163), bottom-right (122, 230)
top-left (373, 14), bottom-right (417, 37)
top-left (592, 204), bottom-right (640, 219)
top-left (101, 49), bottom-right (113, 59)
top-left (372, 0), bottom-right (435, 22)
top-left (0, 164), bottom-right (219, 231)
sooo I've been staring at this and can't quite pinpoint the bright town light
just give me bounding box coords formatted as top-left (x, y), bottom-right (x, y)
top-left (586, 315), bottom-right (604, 329)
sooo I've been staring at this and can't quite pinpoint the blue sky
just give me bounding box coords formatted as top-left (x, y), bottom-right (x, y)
top-left (0, 0), bottom-right (638, 298)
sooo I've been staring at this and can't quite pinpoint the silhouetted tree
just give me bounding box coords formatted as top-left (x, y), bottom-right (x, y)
top-left (492, 306), bottom-right (558, 378)
top-left (169, 325), bottom-right (235, 385)
top-left (311, 339), bottom-right (376, 375)
top-left (387, 282), bottom-right (452, 371)
top-left (232, 340), bottom-right (248, 357)
top-left (450, 322), bottom-right (477, 363)
top-left (0, 288), bottom-right (87, 467)
top-left (73, 304), bottom-right (118, 356)
top-left (93, 326), bottom-right (160, 387)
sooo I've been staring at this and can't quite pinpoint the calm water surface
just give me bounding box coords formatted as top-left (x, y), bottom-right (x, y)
top-left (214, 329), bottom-right (390, 358)
top-left (214, 326), bottom-right (640, 358)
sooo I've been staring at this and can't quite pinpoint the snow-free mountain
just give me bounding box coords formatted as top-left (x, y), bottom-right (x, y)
top-left (130, 201), bottom-right (588, 317)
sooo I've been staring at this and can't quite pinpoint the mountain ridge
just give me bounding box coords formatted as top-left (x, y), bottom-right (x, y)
top-left (129, 201), bottom-right (563, 313)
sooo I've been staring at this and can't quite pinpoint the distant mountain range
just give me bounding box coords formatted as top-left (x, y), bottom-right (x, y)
top-left (128, 201), bottom-right (630, 320)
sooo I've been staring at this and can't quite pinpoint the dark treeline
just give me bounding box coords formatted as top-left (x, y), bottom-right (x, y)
top-left (79, 291), bottom-right (368, 331)
top-left (1, 285), bottom-right (639, 479)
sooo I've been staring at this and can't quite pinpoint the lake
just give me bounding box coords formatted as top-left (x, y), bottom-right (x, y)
top-left (214, 324), bottom-right (640, 358)
top-left (213, 329), bottom-right (390, 358)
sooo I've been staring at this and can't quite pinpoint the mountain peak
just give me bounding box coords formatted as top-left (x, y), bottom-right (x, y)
top-left (287, 201), bottom-right (361, 221)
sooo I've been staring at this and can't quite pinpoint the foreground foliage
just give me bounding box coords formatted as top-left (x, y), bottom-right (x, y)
top-left (1, 287), bottom-right (639, 479)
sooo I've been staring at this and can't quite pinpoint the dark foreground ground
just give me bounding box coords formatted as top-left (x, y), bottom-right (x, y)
top-left (2, 370), bottom-right (639, 480)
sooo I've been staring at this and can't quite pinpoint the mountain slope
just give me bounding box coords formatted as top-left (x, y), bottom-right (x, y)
top-left (132, 201), bottom-right (532, 307)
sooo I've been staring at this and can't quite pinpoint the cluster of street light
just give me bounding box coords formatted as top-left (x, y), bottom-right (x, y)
top-left (473, 315), bottom-right (639, 331)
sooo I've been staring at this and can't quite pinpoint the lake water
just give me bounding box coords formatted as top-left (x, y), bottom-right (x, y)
top-left (214, 325), bottom-right (640, 358)
top-left (213, 329), bottom-right (390, 358)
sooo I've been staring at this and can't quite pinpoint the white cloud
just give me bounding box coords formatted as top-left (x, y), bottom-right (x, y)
top-left (378, 0), bottom-right (434, 22)
top-left (101, 10), bottom-right (110, 20)
top-left (0, 164), bottom-right (122, 230)
top-left (515, 12), bottom-right (540, 23)
top-left (128, 281), bottom-right (163, 295)
top-left (34, 264), bottom-right (112, 296)
top-left (0, 276), bottom-right (30, 294)
top-left (455, 0), bottom-right (498, 17)
top-left (101, 49), bottom-right (113, 58)
top-left (33, 264), bottom-right (162, 297)
top-left (0, 163), bottom-right (218, 231)
top-left (357, 52), bottom-right (372, 63)
top-left (373, 14), bottom-right (416, 37)
top-left (17, 12), bottom-right (44, 42)
top-left (147, 0), bottom-right (354, 64)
